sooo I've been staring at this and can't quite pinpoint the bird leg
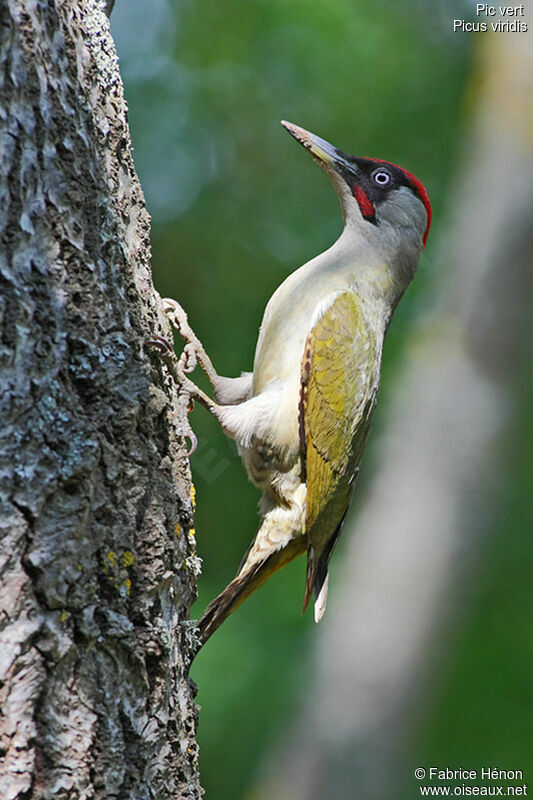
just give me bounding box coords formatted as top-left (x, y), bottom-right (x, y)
top-left (162, 297), bottom-right (220, 391)
top-left (145, 332), bottom-right (222, 455)
top-left (146, 297), bottom-right (224, 454)
top-left (147, 297), bottom-right (254, 454)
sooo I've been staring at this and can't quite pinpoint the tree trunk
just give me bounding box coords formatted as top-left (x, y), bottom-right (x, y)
top-left (0, 2), bottom-right (202, 798)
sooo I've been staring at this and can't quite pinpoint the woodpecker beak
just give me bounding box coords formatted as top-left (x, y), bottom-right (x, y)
top-left (281, 120), bottom-right (357, 179)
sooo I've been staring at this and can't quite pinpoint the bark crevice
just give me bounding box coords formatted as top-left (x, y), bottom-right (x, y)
top-left (0, 2), bottom-right (202, 797)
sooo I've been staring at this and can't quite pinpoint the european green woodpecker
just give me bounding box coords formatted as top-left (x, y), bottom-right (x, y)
top-left (162, 121), bottom-right (431, 643)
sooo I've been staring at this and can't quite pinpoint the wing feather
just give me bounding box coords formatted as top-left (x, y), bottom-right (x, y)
top-left (300, 291), bottom-right (379, 614)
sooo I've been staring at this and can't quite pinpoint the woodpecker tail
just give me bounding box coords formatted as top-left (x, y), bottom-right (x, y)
top-left (198, 501), bottom-right (307, 643)
top-left (302, 552), bottom-right (329, 623)
top-left (302, 510), bottom-right (348, 623)
top-left (198, 536), bottom-right (305, 643)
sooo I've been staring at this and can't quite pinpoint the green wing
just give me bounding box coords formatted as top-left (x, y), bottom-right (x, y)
top-left (300, 291), bottom-right (379, 617)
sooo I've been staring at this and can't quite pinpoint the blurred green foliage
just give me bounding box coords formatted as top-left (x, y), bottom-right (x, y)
top-left (109, 1), bottom-right (533, 798)
top-left (408, 344), bottom-right (533, 793)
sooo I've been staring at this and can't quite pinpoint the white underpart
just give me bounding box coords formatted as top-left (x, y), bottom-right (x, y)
top-left (218, 380), bottom-right (285, 449)
top-left (213, 372), bottom-right (253, 405)
top-left (239, 483), bottom-right (307, 574)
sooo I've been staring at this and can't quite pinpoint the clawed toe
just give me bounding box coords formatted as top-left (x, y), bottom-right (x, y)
top-left (179, 342), bottom-right (199, 374)
top-left (162, 297), bottom-right (189, 331)
top-left (148, 297), bottom-right (222, 448)
top-left (144, 335), bottom-right (173, 354)
top-left (146, 338), bottom-right (200, 454)
top-left (184, 428), bottom-right (198, 456)
top-left (162, 296), bottom-right (219, 387)
top-left (178, 395), bottom-right (199, 455)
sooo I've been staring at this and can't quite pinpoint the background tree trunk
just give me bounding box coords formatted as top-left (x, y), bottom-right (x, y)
top-left (254, 23), bottom-right (533, 800)
top-left (0, 2), bottom-right (202, 798)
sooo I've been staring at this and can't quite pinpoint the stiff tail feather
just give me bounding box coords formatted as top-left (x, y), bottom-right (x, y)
top-left (302, 552), bottom-right (329, 623)
top-left (198, 536), bottom-right (305, 643)
top-left (302, 510), bottom-right (349, 622)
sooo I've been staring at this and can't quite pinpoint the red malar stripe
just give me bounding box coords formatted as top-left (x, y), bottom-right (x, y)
top-left (353, 185), bottom-right (375, 221)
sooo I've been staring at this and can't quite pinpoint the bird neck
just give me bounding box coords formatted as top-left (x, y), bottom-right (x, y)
top-left (328, 220), bottom-right (420, 316)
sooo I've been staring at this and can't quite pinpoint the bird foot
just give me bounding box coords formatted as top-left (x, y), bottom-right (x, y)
top-left (162, 298), bottom-right (218, 386)
top-left (144, 334), bottom-right (200, 455)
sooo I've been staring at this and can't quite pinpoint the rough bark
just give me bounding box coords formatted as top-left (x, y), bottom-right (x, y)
top-left (0, 2), bottom-right (202, 798)
top-left (254, 24), bottom-right (533, 800)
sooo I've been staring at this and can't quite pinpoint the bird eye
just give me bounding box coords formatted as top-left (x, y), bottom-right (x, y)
top-left (372, 169), bottom-right (391, 187)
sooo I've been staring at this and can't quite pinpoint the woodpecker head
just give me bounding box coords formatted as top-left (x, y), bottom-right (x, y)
top-left (281, 121), bottom-right (431, 251)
